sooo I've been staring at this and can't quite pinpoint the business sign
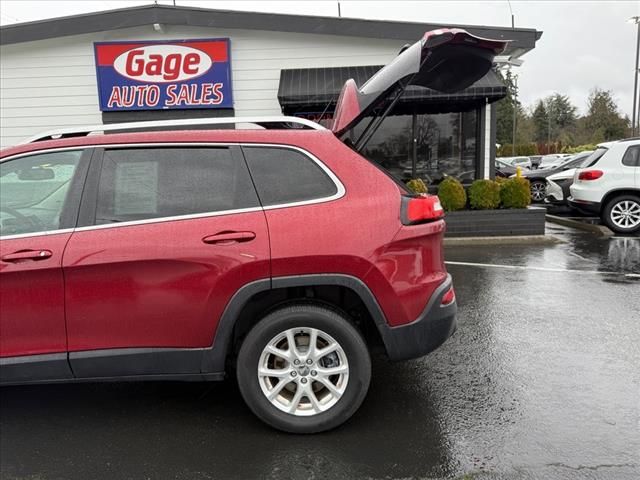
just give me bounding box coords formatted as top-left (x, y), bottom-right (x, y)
top-left (94, 39), bottom-right (232, 111)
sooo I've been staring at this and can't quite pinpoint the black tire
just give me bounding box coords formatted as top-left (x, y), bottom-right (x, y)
top-left (601, 195), bottom-right (640, 234)
top-left (530, 180), bottom-right (546, 203)
top-left (236, 303), bottom-right (371, 433)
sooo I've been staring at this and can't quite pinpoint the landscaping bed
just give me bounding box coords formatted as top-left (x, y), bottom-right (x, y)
top-left (408, 175), bottom-right (546, 238)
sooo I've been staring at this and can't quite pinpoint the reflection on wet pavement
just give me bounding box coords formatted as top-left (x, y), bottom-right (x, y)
top-left (1, 225), bottom-right (639, 480)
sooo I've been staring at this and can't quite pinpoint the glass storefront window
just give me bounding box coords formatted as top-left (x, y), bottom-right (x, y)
top-left (353, 110), bottom-right (479, 187)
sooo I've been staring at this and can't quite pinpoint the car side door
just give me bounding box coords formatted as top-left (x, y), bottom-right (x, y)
top-left (0, 148), bottom-right (90, 383)
top-left (62, 145), bottom-right (269, 379)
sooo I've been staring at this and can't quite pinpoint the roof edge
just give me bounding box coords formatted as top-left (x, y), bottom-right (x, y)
top-left (0, 4), bottom-right (541, 53)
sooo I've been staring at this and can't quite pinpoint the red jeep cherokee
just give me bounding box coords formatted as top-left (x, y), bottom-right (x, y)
top-left (0, 30), bottom-right (505, 433)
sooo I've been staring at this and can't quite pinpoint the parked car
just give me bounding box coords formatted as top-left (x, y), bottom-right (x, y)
top-left (529, 155), bottom-right (543, 169)
top-left (495, 158), bottom-right (520, 177)
top-left (538, 154), bottom-right (568, 170)
top-left (500, 156), bottom-right (532, 170)
top-left (517, 151), bottom-right (593, 202)
top-left (545, 148), bottom-right (608, 206)
top-left (0, 28), bottom-right (507, 433)
top-left (569, 138), bottom-right (640, 234)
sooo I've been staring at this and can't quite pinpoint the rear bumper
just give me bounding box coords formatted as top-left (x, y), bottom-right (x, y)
top-left (378, 274), bottom-right (457, 361)
top-left (567, 198), bottom-right (601, 215)
top-left (545, 179), bottom-right (564, 203)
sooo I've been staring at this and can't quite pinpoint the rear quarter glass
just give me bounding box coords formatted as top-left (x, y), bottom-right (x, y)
top-left (242, 146), bottom-right (337, 206)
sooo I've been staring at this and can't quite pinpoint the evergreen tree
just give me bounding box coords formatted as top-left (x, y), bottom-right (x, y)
top-left (584, 88), bottom-right (629, 141)
top-left (532, 100), bottom-right (548, 143)
top-left (495, 69), bottom-right (519, 146)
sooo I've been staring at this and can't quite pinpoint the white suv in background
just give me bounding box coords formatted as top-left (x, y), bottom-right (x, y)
top-left (569, 138), bottom-right (640, 234)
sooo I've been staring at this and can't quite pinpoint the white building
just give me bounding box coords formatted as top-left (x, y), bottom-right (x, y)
top-left (0, 4), bottom-right (541, 181)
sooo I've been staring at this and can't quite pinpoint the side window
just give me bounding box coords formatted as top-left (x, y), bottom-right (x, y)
top-left (95, 147), bottom-right (259, 224)
top-left (622, 146), bottom-right (640, 167)
top-left (0, 150), bottom-right (84, 236)
top-left (242, 147), bottom-right (338, 206)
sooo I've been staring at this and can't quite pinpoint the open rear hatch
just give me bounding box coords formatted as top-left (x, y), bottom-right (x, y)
top-left (332, 28), bottom-right (508, 150)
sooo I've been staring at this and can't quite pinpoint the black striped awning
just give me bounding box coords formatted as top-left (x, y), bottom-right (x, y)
top-left (277, 65), bottom-right (507, 115)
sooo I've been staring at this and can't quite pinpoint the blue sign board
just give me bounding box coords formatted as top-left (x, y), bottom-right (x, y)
top-left (94, 38), bottom-right (233, 111)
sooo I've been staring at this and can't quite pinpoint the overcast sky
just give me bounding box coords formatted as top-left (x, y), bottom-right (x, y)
top-left (1, 0), bottom-right (639, 118)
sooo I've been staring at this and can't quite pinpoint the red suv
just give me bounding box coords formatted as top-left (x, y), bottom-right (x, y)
top-left (0, 30), bottom-right (505, 433)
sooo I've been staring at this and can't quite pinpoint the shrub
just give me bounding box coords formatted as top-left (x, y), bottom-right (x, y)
top-left (468, 179), bottom-right (501, 210)
top-left (406, 178), bottom-right (428, 194)
top-left (437, 177), bottom-right (467, 211)
top-left (495, 176), bottom-right (508, 185)
top-left (497, 143), bottom-right (538, 157)
top-left (500, 177), bottom-right (531, 209)
top-left (561, 144), bottom-right (598, 154)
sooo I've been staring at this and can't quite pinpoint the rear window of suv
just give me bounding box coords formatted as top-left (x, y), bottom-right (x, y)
top-left (242, 146), bottom-right (338, 206)
top-left (581, 147), bottom-right (608, 168)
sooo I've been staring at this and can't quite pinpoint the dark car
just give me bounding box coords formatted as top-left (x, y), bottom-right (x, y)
top-left (517, 151), bottom-right (594, 202)
top-left (0, 28), bottom-right (507, 433)
top-left (495, 158), bottom-right (520, 177)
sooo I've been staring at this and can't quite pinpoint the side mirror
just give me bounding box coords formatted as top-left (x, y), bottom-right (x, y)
top-left (17, 167), bottom-right (55, 181)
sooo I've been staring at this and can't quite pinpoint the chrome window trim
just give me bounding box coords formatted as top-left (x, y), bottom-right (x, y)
top-left (0, 143), bottom-right (345, 239)
top-left (0, 228), bottom-right (76, 241)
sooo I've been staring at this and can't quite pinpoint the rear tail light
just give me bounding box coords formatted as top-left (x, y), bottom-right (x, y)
top-left (441, 286), bottom-right (455, 306)
top-left (401, 194), bottom-right (445, 225)
top-left (578, 170), bottom-right (603, 181)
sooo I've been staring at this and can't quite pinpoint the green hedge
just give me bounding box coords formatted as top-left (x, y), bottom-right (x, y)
top-left (406, 178), bottom-right (428, 194)
top-left (437, 177), bottom-right (467, 211)
top-left (468, 179), bottom-right (501, 210)
top-left (500, 177), bottom-right (531, 208)
top-left (497, 143), bottom-right (538, 157)
top-left (561, 144), bottom-right (598, 154)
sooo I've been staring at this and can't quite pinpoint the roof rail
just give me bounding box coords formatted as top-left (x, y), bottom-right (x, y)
top-left (24, 116), bottom-right (326, 143)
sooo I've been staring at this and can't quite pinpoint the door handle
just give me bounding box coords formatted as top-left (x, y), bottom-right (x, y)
top-left (1, 249), bottom-right (53, 262)
top-left (202, 231), bottom-right (256, 245)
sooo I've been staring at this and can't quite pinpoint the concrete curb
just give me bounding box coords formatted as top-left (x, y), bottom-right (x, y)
top-left (444, 235), bottom-right (563, 246)
top-left (545, 214), bottom-right (614, 237)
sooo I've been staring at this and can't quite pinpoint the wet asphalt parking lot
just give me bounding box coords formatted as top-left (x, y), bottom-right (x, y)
top-left (1, 224), bottom-right (639, 480)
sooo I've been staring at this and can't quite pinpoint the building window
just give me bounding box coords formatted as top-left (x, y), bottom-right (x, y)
top-left (354, 110), bottom-right (479, 187)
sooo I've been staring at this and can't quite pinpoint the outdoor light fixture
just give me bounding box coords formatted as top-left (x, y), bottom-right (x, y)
top-left (494, 55), bottom-right (524, 67)
top-left (629, 16), bottom-right (640, 136)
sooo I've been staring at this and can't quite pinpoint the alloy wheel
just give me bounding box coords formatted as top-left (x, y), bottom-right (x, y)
top-left (610, 200), bottom-right (640, 230)
top-left (257, 327), bottom-right (349, 416)
top-left (531, 181), bottom-right (546, 202)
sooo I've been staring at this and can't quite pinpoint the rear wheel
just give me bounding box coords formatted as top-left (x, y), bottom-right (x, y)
top-left (530, 180), bottom-right (546, 202)
top-left (602, 195), bottom-right (640, 234)
top-left (236, 303), bottom-right (371, 433)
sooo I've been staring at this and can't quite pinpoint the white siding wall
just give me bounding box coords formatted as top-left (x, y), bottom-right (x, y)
top-left (1, 25), bottom-right (406, 148)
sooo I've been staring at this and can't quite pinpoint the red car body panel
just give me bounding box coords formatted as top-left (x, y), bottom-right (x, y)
top-left (0, 233), bottom-right (71, 357)
top-left (260, 134), bottom-right (447, 327)
top-left (1, 128), bottom-right (448, 355)
top-left (62, 211), bottom-right (270, 351)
